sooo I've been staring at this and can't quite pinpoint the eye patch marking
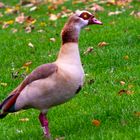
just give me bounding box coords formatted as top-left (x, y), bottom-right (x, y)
top-left (79, 12), bottom-right (93, 20)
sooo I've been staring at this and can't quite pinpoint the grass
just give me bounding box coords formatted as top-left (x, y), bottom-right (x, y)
top-left (0, 0), bottom-right (140, 140)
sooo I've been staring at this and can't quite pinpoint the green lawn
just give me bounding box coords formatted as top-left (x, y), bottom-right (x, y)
top-left (0, 0), bottom-right (140, 140)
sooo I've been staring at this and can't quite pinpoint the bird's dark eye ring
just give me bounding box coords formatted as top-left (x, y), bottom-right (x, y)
top-left (79, 12), bottom-right (93, 20)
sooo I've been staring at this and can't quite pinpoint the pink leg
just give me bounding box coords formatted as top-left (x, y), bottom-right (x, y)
top-left (39, 113), bottom-right (50, 138)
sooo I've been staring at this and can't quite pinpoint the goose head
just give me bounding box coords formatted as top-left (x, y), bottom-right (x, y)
top-left (67, 10), bottom-right (103, 28)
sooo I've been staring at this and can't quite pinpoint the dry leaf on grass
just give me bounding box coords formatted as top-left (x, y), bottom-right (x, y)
top-left (92, 119), bottom-right (101, 126)
top-left (88, 3), bottom-right (104, 12)
top-left (28, 42), bottom-right (34, 48)
top-left (118, 89), bottom-right (134, 95)
top-left (84, 47), bottom-right (93, 55)
top-left (134, 112), bottom-right (140, 117)
top-left (0, 82), bottom-right (8, 87)
top-left (2, 20), bottom-right (14, 29)
top-left (0, 2), bottom-right (5, 8)
top-left (50, 38), bottom-right (56, 42)
top-left (120, 81), bottom-right (125, 86)
top-left (98, 42), bottom-right (109, 47)
top-left (130, 11), bottom-right (140, 18)
top-left (15, 13), bottom-right (25, 24)
top-left (123, 55), bottom-right (129, 60)
top-left (19, 118), bottom-right (29, 122)
top-left (49, 14), bottom-right (58, 21)
top-left (108, 11), bottom-right (123, 16)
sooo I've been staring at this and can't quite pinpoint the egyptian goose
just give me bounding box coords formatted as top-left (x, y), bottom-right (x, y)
top-left (0, 10), bottom-right (102, 138)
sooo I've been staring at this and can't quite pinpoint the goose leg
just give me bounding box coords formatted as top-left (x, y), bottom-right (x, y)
top-left (39, 113), bottom-right (50, 139)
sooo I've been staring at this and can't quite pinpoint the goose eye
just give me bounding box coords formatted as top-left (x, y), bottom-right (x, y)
top-left (79, 12), bottom-right (92, 20)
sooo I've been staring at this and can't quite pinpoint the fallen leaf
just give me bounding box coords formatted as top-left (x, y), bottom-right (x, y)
top-left (5, 7), bottom-right (19, 14)
top-left (120, 81), bottom-right (125, 86)
top-left (22, 61), bottom-right (32, 67)
top-left (15, 13), bottom-right (25, 24)
top-left (123, 55), bottom-right (129, 60)
top-left (30, 6), bottom-right (37, 12)
top-left (55, 137), bottom-right (65, 140)
top-left (2, 20), bottom-right (14, 29)
top-left (24, 25), bottom-right (34, 33)
top-left (26, 16), bottom-right (36, 25)
top-left (50, 38), bottom-right (56, 42)
top-left (16, 129), bottom-right (23, 134)
top-left (28, 42), bottom-right (34, 48)
top-left (92, 119), bottom-right (101, 126)
top-left (108, 11), bottom-right (122, 16)
top-left (84, 47), bottom-right (93, 55)
top-left (118, 89), bottom-right (134, 95)
top-left (11, 28), bottom-right (18, 33)
top-left (19, 118), bottom-right (29, 122)
top-left (130, 11), bottom-right (140, 18)
top-left (0, 82), bottom-right (8, 87)
top-left (89, 3), bottom-right (104, 12)
top-left (134, 112), bottom-right (140, 117)
top-left (0, 2), bottom-right (4, 8)
top-left (0, 12), bottom-right (3, 17)
top-left (49, 14), bottom-right (58, 21)
top-left (98, 42), bottom-right (109, 47)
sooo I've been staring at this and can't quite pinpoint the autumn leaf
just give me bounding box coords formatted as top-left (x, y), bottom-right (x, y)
top-left (118, 89), bottom-right (134, 95)
top-left (15, 13), bottom-right (25, 24)
top-left (25, 16), bottom-right (36, 25)
top-left (2, 20), bottom-right (14, 29)
top-left (19, 118), bottom-right (29, 122)
top-left (24, 25), bottom-right (34, 33)
top-left (28, 42), bottom-right (34, 48)
top-left (49, 14), bottom-right (58, 21)
top-left (0, 2), bottom-right (5, 8)
top-left (88, 3), bottom-right (104, 12)
top-left (0, 82), bottom-right (8, 87)
top-left (92, 119), bottom-right (101, 126)
top-left (108, 11), bottom-right (123, 16)
top-left (50, 38), bottom-right (56, 42)
top-left (130, 11), bottom-right (140, 18)
top-left (120, 81), bottom-right (125, 86)
top-left (123, 55), bottom-right (129, 60)
top-left (84, 47), bottom-right (93, 55)
top-left (134, 112), bottom-right (140, 117)
top-left (98, 42), bottom-right (109, 47)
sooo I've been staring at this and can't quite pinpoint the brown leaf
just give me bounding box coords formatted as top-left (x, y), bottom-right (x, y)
top-left (90, 3), bottom-right (104, 12)
top-left (98, 42), bottom-right (109, 47)
top-left (23, 61), bottom-right (32, 67)
top-left (120, 81), bottom-right (125, 86)
top-left (24, 25), bottom-right (34, 33)
top-left (0, 82), bottom-right (8, 87)
top-left (118, 89), bottom-right (134, 95)
top-left (84, 47), bottom-right (93, 55)
top-left (123, 55), bottom-right (129, 60)
top-left (15, 13), bottom-right (25, 24)
top-left (19, 118), bottom-right (29, 122)
top-left (134, 112), bottom-right (140, 117)
top-left (28, 42), bottom-right (34, 48)
top-left (108, 11), bottom-right (122, 16)
top-left (2, 20), bottom-right (14, 29)
top-left (92, 119), bottom-right (101, 126)
top-left (11, 28), bottom-right (18, 33)
top-left (25, 16), bottom-right (36, 25)
top-left (130, 11), bottom-right (140, 18)
top-left (0, 2), bottom-right (5, 8)
top-left (50, 38), bottom-right (56, 42)
top-left (30, 6), bottom-right (37, 12)
top-left (49, 14), bottom-right (58, 21)
top-left (5, 6), bottom-right (19, 14)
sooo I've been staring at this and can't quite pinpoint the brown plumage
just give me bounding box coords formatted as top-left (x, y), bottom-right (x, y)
top-left (0, 10), bottom-right (102, 138)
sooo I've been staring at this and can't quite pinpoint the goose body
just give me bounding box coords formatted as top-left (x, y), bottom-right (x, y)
top-left (0, 10), bottom-right (102, 138)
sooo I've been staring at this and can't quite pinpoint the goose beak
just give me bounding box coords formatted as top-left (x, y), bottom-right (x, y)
top-left (88, 17), bottom-right (103, 25)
